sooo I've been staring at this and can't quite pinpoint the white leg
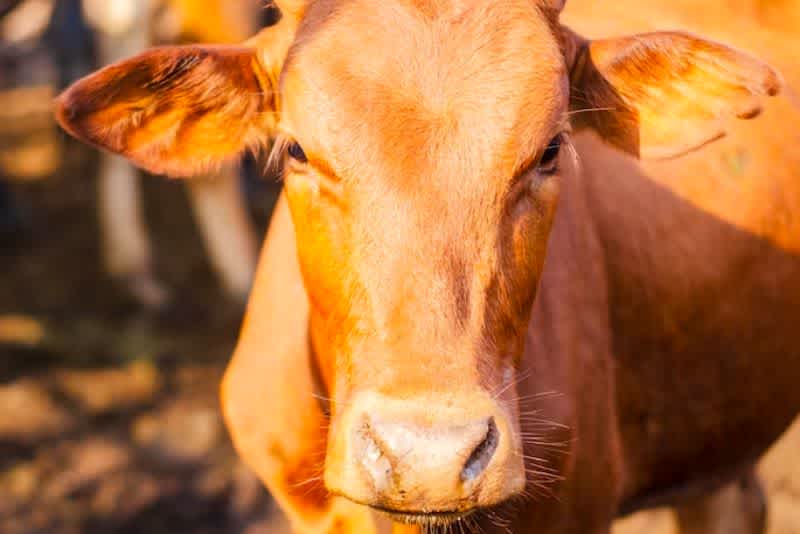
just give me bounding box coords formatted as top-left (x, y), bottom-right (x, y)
top-left (97, 154), bottom-right (168, 308)
top-left (185, 166), bottom-right (258, 300)
top-left (676, 472), bottom-right (767, 534)
top-left (89, 0), bottom-right (168, 308)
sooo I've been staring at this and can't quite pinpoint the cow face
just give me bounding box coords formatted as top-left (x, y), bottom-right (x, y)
top-left (55, 0), bottom-right (780, 523)
top-left (278, 0), bottom-right (566, 516)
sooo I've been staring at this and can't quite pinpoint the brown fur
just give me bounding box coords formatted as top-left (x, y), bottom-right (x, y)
top-left (567, 29), bottom-right (781, 158)
top-left (55, 45), bottom-right (275, 176)
top-left (55, 1), bottom-right (800, 532)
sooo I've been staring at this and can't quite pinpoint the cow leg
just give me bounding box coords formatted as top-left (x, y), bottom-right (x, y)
top-left (97, 154), bottom-right (169, 309)
top-left (675, 471), bottom-right (767, 534)
top-left (222, 193), bottom-right (377, 534)
top-left (88, 0), bottom-right (170, 309)
top-left (184, 167), bottom-right (258, 301)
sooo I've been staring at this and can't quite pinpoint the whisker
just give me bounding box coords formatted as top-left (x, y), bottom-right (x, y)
top-left (515, 390), bottom-right (562, 402)
top-left (521, 443), bottom-right (571, 453)
top-left (466, 515), bottom-right (485, 534)
top-left (290, 475), bottom-right (324, 489)
top-left (566, 106), bottom-right (618, 116)
top-left (519, 425), bottom-right (570, 435)
top-left (525, 468), bottom-right (565, 483)
top-left (491, 368), bottom-right (532, 401)
top-left (310, 392), bottom-right (357, 413)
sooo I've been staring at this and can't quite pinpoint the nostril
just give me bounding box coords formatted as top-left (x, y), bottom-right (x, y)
top-left (461, 417), bottom-right (499, 482)
top-left (358, 421), bottom-right (393, 491)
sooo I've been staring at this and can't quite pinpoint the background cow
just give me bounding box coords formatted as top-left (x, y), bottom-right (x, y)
top-left (82, 0), bottom-right (262, 307)
top-left (1, 0), bottom-right (262, 308)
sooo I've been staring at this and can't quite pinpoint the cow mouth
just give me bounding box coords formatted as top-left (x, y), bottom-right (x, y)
top-left (371, 505), bottom-right (475, 526)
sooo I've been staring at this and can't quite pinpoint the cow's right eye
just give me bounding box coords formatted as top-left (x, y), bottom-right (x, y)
top-left (287, 142), bottom-right (308, 163)
top-left (536, 135), bottom-right (562, 175)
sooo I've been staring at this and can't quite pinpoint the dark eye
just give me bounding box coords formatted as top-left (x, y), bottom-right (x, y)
top-left (537, 135), bottom-right (562, 174)
top-left (287, 141), bottom-right (307, 163)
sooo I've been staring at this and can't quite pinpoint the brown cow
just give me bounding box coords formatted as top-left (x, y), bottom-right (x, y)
top-left (54, 0), bottom-right (800, 532)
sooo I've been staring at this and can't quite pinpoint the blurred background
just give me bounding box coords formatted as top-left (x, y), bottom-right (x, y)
top-left (0, 1), bottom-right (798, 533)
top-left (0, 1), bottom-right (289, 532)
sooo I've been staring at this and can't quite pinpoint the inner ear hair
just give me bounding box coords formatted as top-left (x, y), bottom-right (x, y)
top-left (562, 27), bottom-right (783, 159)
top-left (55, 45), bottom-right (276, 177)
top-left (561, 26), bottom-right (642, 156)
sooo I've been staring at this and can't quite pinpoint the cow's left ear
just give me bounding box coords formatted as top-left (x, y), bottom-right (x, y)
top-left (564, 29), bottom-right (783, 159)
top-left (55, 45), bottom-right (276, 177)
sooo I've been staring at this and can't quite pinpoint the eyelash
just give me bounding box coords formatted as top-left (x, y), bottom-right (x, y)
top-left (287, 141), bottom-right (307, 163)
top-left (267, 134), bottom-right (308, 174)
top-left (537, 134), bottom-right (563, 175)
top-left (275, 134), bottom-right (565, 183)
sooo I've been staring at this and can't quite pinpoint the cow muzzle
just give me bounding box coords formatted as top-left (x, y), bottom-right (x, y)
top-left (324, 392), bottom-right (525, 521)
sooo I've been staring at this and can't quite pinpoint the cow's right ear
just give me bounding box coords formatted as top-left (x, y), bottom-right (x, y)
top-left (55, 45), bottom-right (277, 177)
top-left (563, 28), bottom-right (782, 159)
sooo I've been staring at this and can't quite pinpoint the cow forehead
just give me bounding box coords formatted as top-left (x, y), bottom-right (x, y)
top-left (279, 0), bottom-right (566, 185)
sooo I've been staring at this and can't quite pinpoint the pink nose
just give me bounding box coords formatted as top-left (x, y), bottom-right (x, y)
top-left (324, 393), bottom-right (525, 514)
top-left (361, 415), bottom-right (498, 489)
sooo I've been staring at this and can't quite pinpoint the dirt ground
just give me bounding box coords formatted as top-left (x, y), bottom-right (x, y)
top-left (1, 138), bottom-right (290, 534)
top-left (1, 136), bottom-right (799, 534)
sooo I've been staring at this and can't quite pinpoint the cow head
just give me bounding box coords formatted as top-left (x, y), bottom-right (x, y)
top-left (55, 0), bottom-right (780, 523)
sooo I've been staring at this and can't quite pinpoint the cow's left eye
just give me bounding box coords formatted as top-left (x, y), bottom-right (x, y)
top-left (537, 135), bottom-right (562, 174)
top-left (287, 141), bottom-right (308, 163)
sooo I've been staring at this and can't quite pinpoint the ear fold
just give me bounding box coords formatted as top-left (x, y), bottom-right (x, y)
top-left (55, 45), bottom-right (276, 177)
top-left (566, 29), bottom-right (782, 159)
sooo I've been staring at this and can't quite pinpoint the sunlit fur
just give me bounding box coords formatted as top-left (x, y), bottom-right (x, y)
top-left (52, 0), bottom-right (797, 532)
top-left (274, 0), bottom-right (572, 515)
top-left (55, 45), bottom-right (276, 177)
